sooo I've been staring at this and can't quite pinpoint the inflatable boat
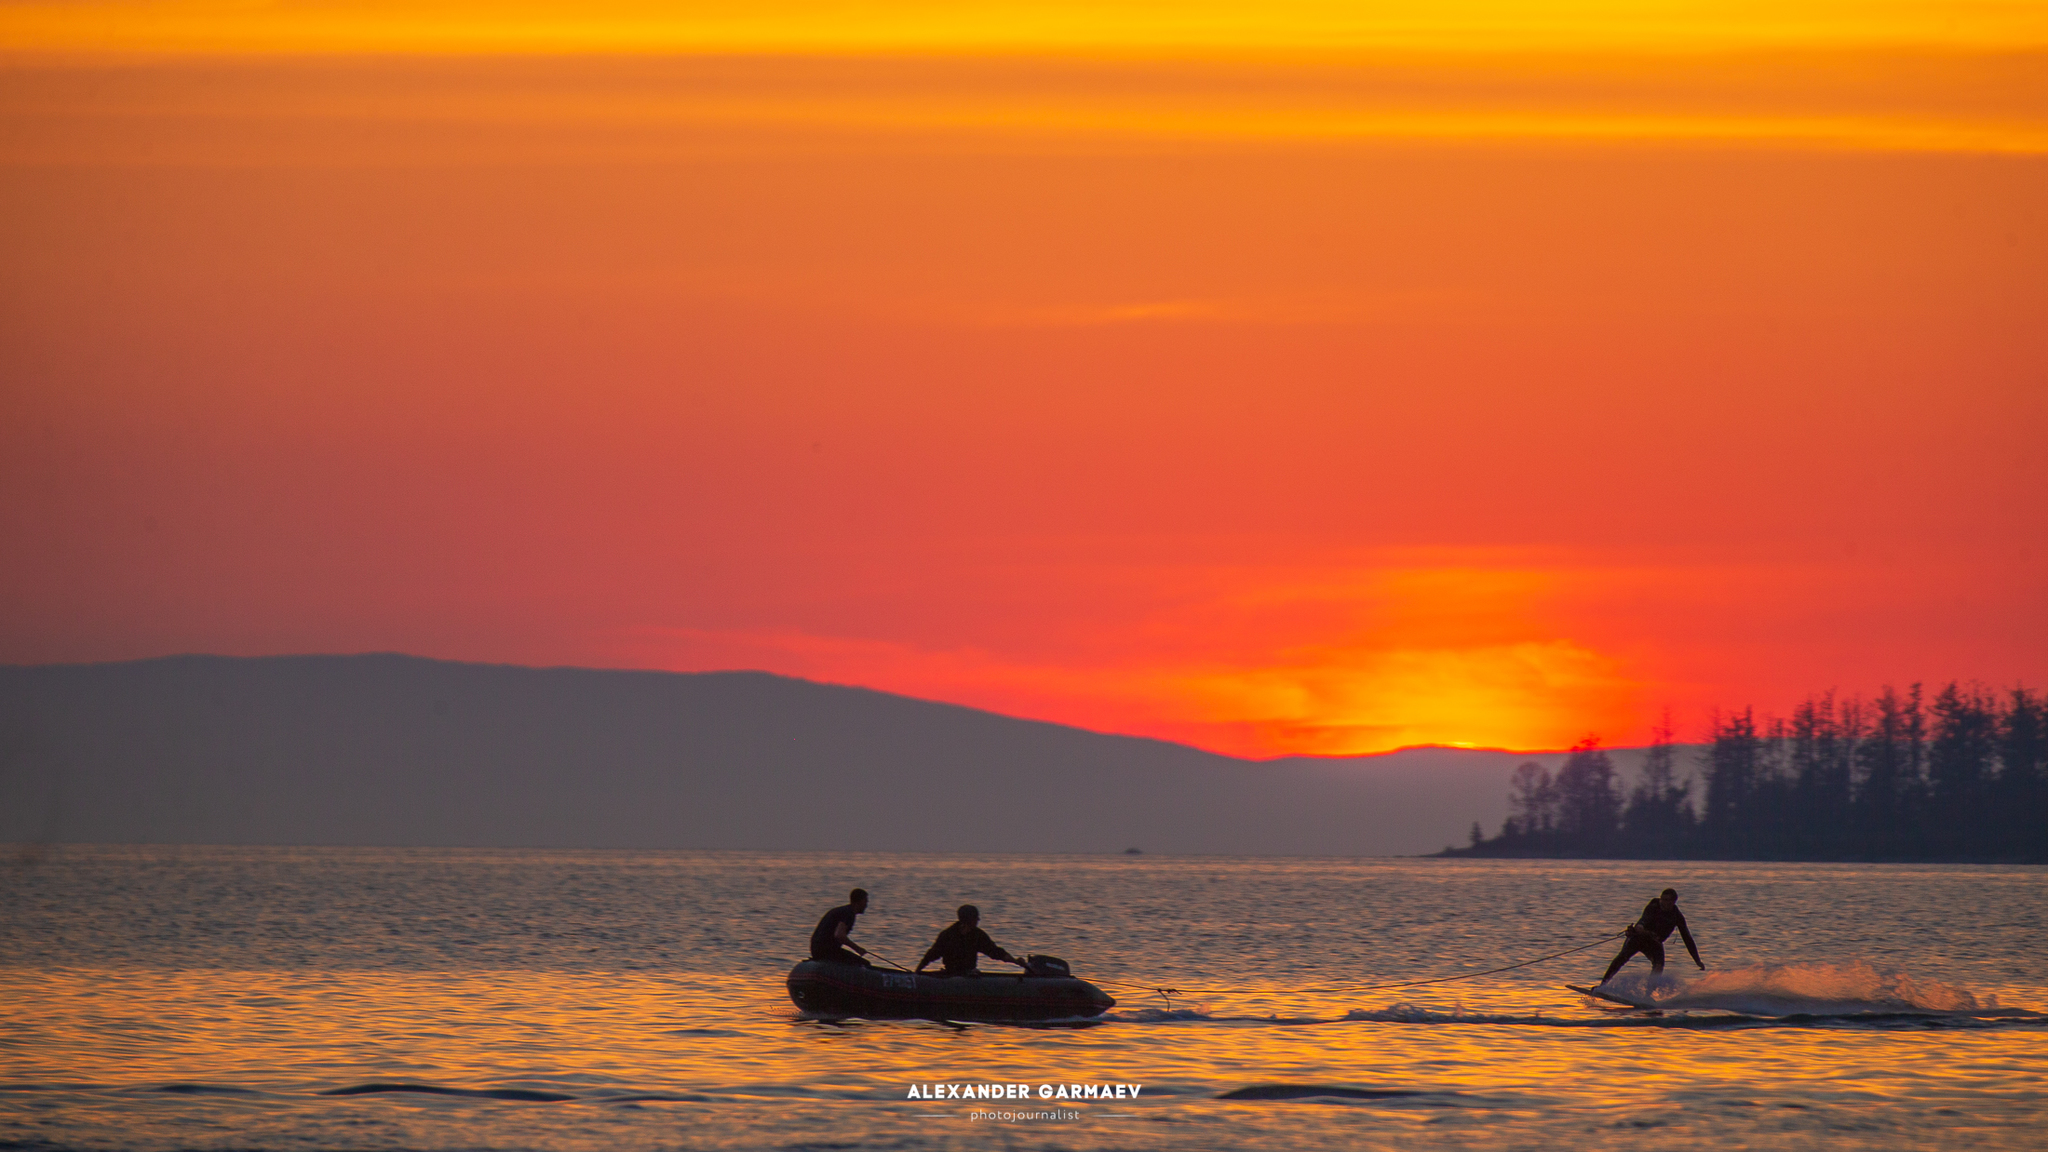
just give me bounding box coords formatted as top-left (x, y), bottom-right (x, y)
top-left (786, 956), bottom-right (1115, 1021)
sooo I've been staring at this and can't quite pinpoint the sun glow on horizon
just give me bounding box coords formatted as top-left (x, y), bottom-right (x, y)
top-left (593, 558), bottom-right (1663, 756)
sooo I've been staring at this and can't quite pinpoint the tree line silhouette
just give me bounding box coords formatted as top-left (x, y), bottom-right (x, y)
top-left (1445, 683), bottom-right (2047, 861)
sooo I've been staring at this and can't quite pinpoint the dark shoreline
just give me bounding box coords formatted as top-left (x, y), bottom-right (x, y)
top-left (1433, 846), bottom-right (2047, 865)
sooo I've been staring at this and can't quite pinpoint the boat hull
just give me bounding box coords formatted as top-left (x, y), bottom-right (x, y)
top-left (786, 961), bottom-right (1115, 1021)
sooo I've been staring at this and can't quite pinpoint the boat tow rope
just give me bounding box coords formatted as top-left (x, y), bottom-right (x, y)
top-left (1090, 931), bottom-right (1628, 1008)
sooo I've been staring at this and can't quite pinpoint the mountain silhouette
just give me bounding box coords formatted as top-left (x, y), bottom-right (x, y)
top-left (0, 654), bottom-right (1647, 855)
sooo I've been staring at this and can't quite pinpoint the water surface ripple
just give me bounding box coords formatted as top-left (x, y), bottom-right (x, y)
top-left (3, 847), bottom-right (2042, 1150)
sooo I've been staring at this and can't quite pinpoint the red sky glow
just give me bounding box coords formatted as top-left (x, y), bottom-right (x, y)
top-left (3, 14), bottom-right (2044, 755)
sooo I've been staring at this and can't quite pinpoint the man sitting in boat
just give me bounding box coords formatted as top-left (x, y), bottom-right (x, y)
top-left (914, 904), bottom-right (1022, 977)
top-left (1597, 887), bottom-right (1705, 984)
top-left (809, 888), bottom-right (872, 966)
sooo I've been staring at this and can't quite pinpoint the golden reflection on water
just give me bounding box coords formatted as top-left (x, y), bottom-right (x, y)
top-left (10, 964), bottom-right (2044, 1112)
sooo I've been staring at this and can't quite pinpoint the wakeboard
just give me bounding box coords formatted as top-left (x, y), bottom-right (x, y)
top-left (1566, 984), bottom-right (1654, 1008)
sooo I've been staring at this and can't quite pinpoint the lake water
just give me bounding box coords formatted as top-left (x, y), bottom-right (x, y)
top-left (3, 846), bottom-right (2044, 1150)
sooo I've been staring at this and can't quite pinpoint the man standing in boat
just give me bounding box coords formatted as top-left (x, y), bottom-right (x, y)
top-left (809, 888), bottom-right (872, 966)
top-left (915, 904), bottom-right (1022, 977)
top-left (1598, 887), bottom-right (1705, 984)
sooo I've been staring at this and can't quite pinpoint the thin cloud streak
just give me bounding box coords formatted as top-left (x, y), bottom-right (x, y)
top-left (7, 52), bottom-right (2044, 157)
top-left (7, 0), bottom-right (2048, 55)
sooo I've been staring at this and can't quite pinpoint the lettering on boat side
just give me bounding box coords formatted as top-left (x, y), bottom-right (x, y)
top-left (882, 974), bottom-right (917, 989)
top-left (905, 1083), bottom-right (1143, 1101)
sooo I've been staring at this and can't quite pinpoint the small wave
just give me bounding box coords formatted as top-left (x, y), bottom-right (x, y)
top-left (1106, 1007), bottom-right (1327, 1025)
top-left (1105, 1007), bottom-right (1216, 1023)
top-left (1349, 1004), bottom-right (1556, 1026)
top-left (320, 1083), bottom-right (577, 1102)
top-left (1595, 962), bottom-right (2028, 1017)
top-left (1345, 1004), bottom-right (1692, 1028)
top-left (152, 1083), bottom-right (260, 1096)
top-left (1218, 1084), bottom-right (1430, 1102)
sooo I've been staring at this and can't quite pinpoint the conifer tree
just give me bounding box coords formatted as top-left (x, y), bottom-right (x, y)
top-left (1993, 687), bottom-right (2045, 857)
top-left (1622, 709), bottom-right (1693, 852)
top-left (1858, 686), bottom-right (1913, 854)
top-left (1505, 760), bottom-right (1556, 849)
top-left (1553, 738), bottom-right (1621, 853)
top-left (1702, 708), bottom-right (1761, 853)
top-left (1929, 683), bottom-right (1998, 857)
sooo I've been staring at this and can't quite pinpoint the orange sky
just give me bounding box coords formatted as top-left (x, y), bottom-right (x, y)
top-left (2, 2), bottom-right (2044, 755)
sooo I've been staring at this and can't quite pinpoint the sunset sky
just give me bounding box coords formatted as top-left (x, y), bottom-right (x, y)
top-left (3, 1), bottom-right (2043, 755)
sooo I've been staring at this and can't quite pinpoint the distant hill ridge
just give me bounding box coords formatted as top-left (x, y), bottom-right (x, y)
top-left (0, 654), bottom-right (1653, 855)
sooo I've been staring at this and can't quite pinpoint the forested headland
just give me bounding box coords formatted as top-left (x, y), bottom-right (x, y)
top-left (1442, 683), bottom-right (2047, 862)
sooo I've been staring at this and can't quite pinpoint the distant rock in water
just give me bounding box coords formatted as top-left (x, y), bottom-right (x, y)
top-left (0, 654), bottom-right (1650, 855)
top-left (1123, 847), bottom-right (1143, 854)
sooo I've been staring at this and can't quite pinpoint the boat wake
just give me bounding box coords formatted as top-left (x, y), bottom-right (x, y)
top-left (865, 962), bottom-right (2037, 1029)
top-left (1343, 1004), bottom-right (2036, 1030)
top-left (1588, 961), bottom-right (2031, 1018)
top-left (1105, 961), bottom-right (2038, 1030)
top-left (1108, 1002), bottom-right (2040, 1031)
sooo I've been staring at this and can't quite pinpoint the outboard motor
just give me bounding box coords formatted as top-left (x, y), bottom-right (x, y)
top-left (1022, 954), bottom-right (1071, 978)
